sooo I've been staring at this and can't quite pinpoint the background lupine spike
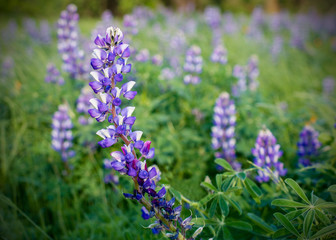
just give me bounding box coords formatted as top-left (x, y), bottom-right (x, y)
top-left (183, 45), bottom-right (202, 85)
top-left (211, 92), bottom-right (240, 170)
top-left (297, 125), bottom-right (321, 167)
top-left (252, 127), bottom-right (287, 182)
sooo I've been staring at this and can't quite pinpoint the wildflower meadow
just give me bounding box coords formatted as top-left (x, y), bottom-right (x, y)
top-left (1, 1), bottom-right (336, 240)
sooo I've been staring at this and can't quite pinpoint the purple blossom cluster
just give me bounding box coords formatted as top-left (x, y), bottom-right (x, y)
top-left (252, 128), bottom-right (287, 183)
top-left (123, 14), bottom-right (138, 36)
top-left (76, 86), bottom-right (95, 125)
top-left (183, 45), bottom-right (202, 85)
top-left (23, 18), bottom-right (51, 44)
top-left (231, 55), bottom-right (259, 96)
top-left (211, 92), bottom-right (240, 170)
top-left (135, 49), bottom-right (150, 62)
top-left (270, 36), bottom-right (283, 61)
top-left (322, 76), bottom-right (335, 97)
top-left (57, 4), bottom-right (86, 79)
top-left (210, 45), bottom-right (228, 64)
top-left (88, 27), bottom-right (194, 239)
top-left (297, 125), bottom-right (321, 167)
top-left (45, 63), bottom-right (64, 85)
top-left (204, 6), bottom-right (221, 29)
top-left (51, 104), bottom-right (75, 162)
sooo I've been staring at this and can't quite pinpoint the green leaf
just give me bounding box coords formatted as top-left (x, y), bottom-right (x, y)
top-left (327, 185), bottom-right (336, 193)
top-left (219, 195), bottom-right (229, 216)
top-left (201, 182), bottom-right (218, 192)
top-left (315, 209), bottom-right (330, 226)
top-left (236, 172), bottom-right (246, 181)
top-left (273, 212), bottom-right (300, 237)
top-left (216, 174), bottom-right (222, 190)
top-left (309, 224), bottom-right (336, 240)
top-left (227, 198), bottom-right (242, 215)
top-left (221, 176), bottom-right (234, 192)
top-left (247, 213), bottom-right (275, 233)
top-left (191, 218), bottom-right (218, 226)
top-left (244, 178), bottom-right (262, 198)
top-left (272, 228), bottom-right (291, 239)
top-left (316, 202), bottom-right (336, 209)
top-left (285, 209), bottom-right (306, 221)
top-left (226, 221), bottom-right (253, 231)
top-left (285, 178), bottom-right (310, 204)
top-left (169, 188), bottom-right (182, 203)
top-left (199, 194), bottom-right (216, 206)
top-left (220, 226), bottom-right (233, 240)
top-left (303, 209), bottom-right (315, 238)
top-left (272, 199), bottom-right (308, 208)
top-left (209, 197), bottom-right (218, 218)
top-left (215, 158), bottom-right (234, 172)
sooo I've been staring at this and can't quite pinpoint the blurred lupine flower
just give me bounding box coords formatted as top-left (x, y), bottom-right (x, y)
top-left (204, 6), bottom-right (222, 29)
top-left (45, 63), bottom-right (64, 85)
top-left (231, 55), bottom-right (259, 96)
top-left (252, 128), bottom-right (287, 183)
top-left (322, 76), bottom-right (335, 97)
top-left (102, 10), bottom-right (113, 23)
top-left (183, 45), bottom-right (202, 85)
top-left (192, 108), bottom-right (205, 123)
top-left (210, 45), bottom-right (228, 64)
top-left (297, 125), bottom-right (321, 167)
top-left (123, 14), bottom-right (138, 36)
top-left (51, 104), bottom-right (75, 162)
top-left (212, 92), bottom-right (240, 170)
top-left (159, 68), bottom-right (175, 81)
top-left (88, 26), bottom-right (193, 239)
top-left (270, 36), bottom-right (283, 61)
top-left (151, 54), bottom-right (163, 66)
top-left (57, 4), bottom-right (86, 79)
top-left (1, 56), bottom-right (14, 79)
top-left (24, 18), bottom-right (39, 40)
top-left (223, 13), bottom-right (239, 35)
top-left (1, 20), bottom-right (17, 42)
top-left (251, 7), bottom-right (265, 27)
top-left (77, 86), bottom-right (95, 125)
top-left (135, 49), bottom-right (150, 62)
top-left (103, 159), bottom-right (119, 184)
top-left (39, 20), bottom-right (51, 44)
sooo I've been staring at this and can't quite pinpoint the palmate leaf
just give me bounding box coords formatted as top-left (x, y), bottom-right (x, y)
top-left (221, 176), bottom-right (234, 192)
top-left (219, 195), bottom-right (229, 216)
top-left (315, 209), bottom-right (331, 226)
top-left (216, 174), bottom-right (222, 189)
top-left (247, 213), bottom-right (275, 233)
top-left (274, 212), bottom-right (300, 237)
top-left (226, 221), bottom-right (253, 231)
top-left (303, 209), bottom-right (315, 238)
top-left (309, 224), bottom-right (336, 240)
top-left (199, 193), bottom-right (216, 206)
top-left (215, 158), bottom-right (234, 172)
top-left (285, 209), bottom-right (306, 221)
top-left (201, 182), bottom-right (218, 192)
top-left (244, 178), bottom-right (262, 199)
top-left (315, 202), bottom-right (336, 209)
top-left (273, 227), bottom-right (291, 239)
top-left (272, 199), bottom-right (308, 208)
top-left (217, 226), bottom-right (233, 240)
top-left (227, 198), bottom-right (242, 215)
top-left (209, 197), bottom-right (218, 218)
top-left (236, 172), bottom-right (246, 181)
top-left (285, 178), bottom-right (310, 204)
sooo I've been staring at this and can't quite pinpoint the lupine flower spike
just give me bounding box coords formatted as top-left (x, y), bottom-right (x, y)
top-left (89, 27), bottom-right (197, 239)
top-left (51, 104), bottom-right (75, 172)
top-left (211, 92), bottom-right (240, 170)
top-left (183, 45), bottom-right (202, 85)
top-left (297, 125), bottom-right (321, 167)
top-left (252, 127), bottom-right (287, 182)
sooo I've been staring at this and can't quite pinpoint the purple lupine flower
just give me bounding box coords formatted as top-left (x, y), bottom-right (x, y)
top-left (211, 92), bottom-right (240, 170)
top-left (322, 76), bottom-right (335, 97)
top-left (159, 68), bottom-right (175, 81)
top-left (51, 104), bottom-right (75, 162)
top-left (183, 45), bottom-right (202, 85)
top-left (45, 63), bottom-right (64, 85)
top-left (231, 55), bottom-right (259, 96)
top-left (123, 14), bottom-right (138, 36)
top-left (252, 128), bottom-right (287, 183)
top-left (1, 56), bottom-right (14, 79)
top-left (151, 54), bottom-right (163, 66)
top-left (77, 86), bottom-right (95, 125)
top-left (297, 125), bottom-right (321, 167)
top-left (210, 45), bottom-right (228, 64)
top-left (135, 49), bottom-right (150, 62)
top-left (204, 6), bottom-right (222, 29)
top-left (223, 13), bottom-right (239, 35)
top-left (88, 26), bottom-right (192, 238)
top-left (57, 4), bottom-right (86, 79)
top-left (39, 20), bottom-right (51, 44)
top-left (24, 18), bottom-right (39, 40)
top-left (270, 36), bottom-right (283, 61)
